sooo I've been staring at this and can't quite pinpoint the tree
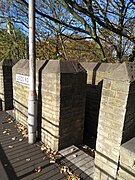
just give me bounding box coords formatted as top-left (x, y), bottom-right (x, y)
top-left (0, 28), bottom-right (26, 60)
top-left (20, 0), bottom-right (135, 61)
top-left (0, 0), bottom-right (135, 62)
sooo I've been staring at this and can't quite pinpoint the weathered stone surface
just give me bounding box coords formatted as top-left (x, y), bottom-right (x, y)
top-left (12, 59), bottom-right (86, 151)
top-left (94, 62), bottom-right (135, 180)
top-left (0, 59), bottom-right (15, 110)
top-left (2, 59), bottom-right (135, 179)
top-left (120, 138), bottom-right (135, 164)
top-left (80, 62), bottom-right (120, 148)
top-left (118, 138), bottom-right (135, 180)
top-left (60, 145), bottom-right (94, 178)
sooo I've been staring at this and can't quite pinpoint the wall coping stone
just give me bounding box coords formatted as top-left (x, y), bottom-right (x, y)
top-left (121, 137), bottom-right (135, 155)
top-left (80, 62), bottom-right (120, 84)
top-left (13, 59), bottom-right (86, 74)
top-left (80, 62), bottom-right (119, 73)
top-left (106, 62), bottom-right (135, 82)
top-left (81, 62), bottom-right (135, 83)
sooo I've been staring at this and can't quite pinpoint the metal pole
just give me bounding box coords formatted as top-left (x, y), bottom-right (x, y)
top-left (28, 0), bottom-right (37, 144)
top-left (25, 36), bottom-right (29, 59)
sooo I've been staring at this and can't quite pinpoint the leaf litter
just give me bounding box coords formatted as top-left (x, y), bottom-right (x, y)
top-left (2, 117), bottom-right (14, 124)
top-left (15, 123), bottom-right (28, 139)
top-left (35, 166), bottom-right (42, 173)
top-left (2, 116), bottom-right (82, 179)
top-left (40, 144), bottom-right (61, 164)
top-left (39, 143), bottom-right (81, 179)
top-left (3, 129), bottom-right (11, 135)
top-left (81, 145), bottom-right (95, 158)
top-left (60, 165), bottom-right (80, 180)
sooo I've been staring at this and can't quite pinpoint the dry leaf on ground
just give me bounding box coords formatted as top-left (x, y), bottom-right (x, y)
top-left (50, 159), bottom-right (55, 163)
top-left (60, 165), bottom-right (70, 174)
top-left (26, 158), bottom-right (31, 161)
top-left (11, 137), bottom-right (16, 141)
top-left (3, 129), bottom-right (11, 135)
top-left (67, 174), bottom-right (80, 180)
top-left (35, 166), bottom-right (42, 173)
top-left (15, 123), bottom-right (28, 138)
top-left (73, 154), bottom-right (78, 158)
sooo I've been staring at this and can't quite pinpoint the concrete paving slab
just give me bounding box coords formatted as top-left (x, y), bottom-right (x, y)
top-left (59, 145), bottom-right (94, 179)
top-left (0, 111), bottom-right (94, 180)
top-left (0, 111), bottom-right (66, 180)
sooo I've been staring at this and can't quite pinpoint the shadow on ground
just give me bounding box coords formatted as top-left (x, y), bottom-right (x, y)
top-left (0, 111), bottom-right (66, 180)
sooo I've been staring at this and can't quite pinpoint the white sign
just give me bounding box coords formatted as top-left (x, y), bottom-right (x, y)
top-left (16, 74), bottom-right (29, 85)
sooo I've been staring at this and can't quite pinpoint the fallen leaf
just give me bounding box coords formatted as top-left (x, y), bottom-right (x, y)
top-left (41, 145), bottom-right (46, 151)
top-left (81, 144), bottom-right (95, 158)
top-left (8, 120), bottom-right (13, 124)
top-left (46, 148), bottom-right (51, 154)
top-left (68, 171), bottom-right (73, 175)
top-left (82, 145), bottom-right (88, 149)
top-left (19, 138), bottom-right (23, 142)
top-left (50, 159), bottom-right (55, 163)
top-left (43, 156), bottom-right (47, 160)
top-left (12, 137), bottom-right (16, 141)
top-left (46, 145), bottom-right (50, 149)
top-left (23, 134), bottom-right (28, 138)
top-left (67, 174), bottom-right (80, 180)
top-left (35, 166), bottom-right (42, 173)
top-left (3, 129), bottom-right (11, 134)
top-left (60, 164), bottom-right (80, 179)
top-left (8, 145), bottom-right (14, 149)
top-left (73, 154), bottom-right (78, 158)
top-left (70, 148), bottom-right (76, 152)
top-left (26, 158), bottom-right (31, 161)
top-left (60, 165), bottom-right (69, 174)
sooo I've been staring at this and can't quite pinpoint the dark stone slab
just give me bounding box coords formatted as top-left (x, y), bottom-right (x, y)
top-left (0, 111), bottom-right (66, 180)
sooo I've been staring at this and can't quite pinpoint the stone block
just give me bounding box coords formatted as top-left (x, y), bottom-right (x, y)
top-left (102, 89), bottom-right (116, 98)
top-left (111, 81), bottom-right (130, 92)
top-left (117, 176), bottom-right (125, 180)
top-left (95, 158), bottom-right (117, 178)
top-left (116, 91), bottom-right (128, 101)
top-left (118, 167), bottom-right (135, 180)
top-left (120, 138), bottom-right (135, 168)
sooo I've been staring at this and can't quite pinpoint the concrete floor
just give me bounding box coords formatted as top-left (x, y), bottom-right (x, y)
top-left (0, 111), bottom-right (94, 180)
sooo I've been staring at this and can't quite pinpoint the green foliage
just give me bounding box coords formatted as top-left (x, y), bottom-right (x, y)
top-left (36, 35), bottom-right (116, 62)
top-left (0, 0), bottom-right (135, 62)
top-left (0, 28), bottom-right (26, 61)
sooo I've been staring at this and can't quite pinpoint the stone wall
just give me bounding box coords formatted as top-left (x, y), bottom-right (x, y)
top-left (94, 63), bottom-right (135, 180)
top-left (12, 60), bottom-right (29, 126)
top-left (80, 62), bottom-right (119, 147)
top-left (122, 80), bottom-right (135, 143)
top-left (12, 59), bottom-right (86, 151)
top-left (0, 59), bottom-right (14, 110)
top-left (2, 59), bottom-right (135, 178)
top-left (118, 137), bottom-right (135, 180)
